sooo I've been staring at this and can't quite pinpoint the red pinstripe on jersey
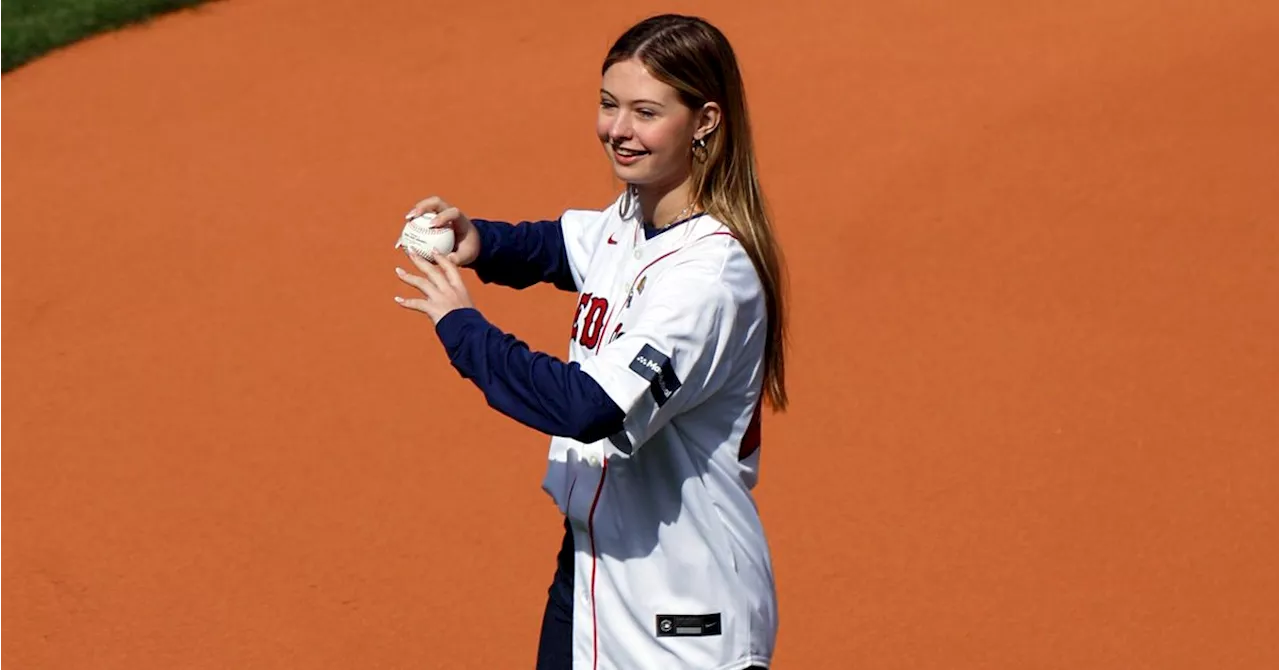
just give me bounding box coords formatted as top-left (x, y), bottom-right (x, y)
top-left (587, 460), bottom-right (609, 670)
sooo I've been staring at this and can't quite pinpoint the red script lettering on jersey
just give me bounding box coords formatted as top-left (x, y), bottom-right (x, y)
top-left (572, 294), bottom-right (610, 348)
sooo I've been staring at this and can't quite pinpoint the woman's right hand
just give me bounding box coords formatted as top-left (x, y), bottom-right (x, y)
top-left (404, 196), bottom-right (481, 267)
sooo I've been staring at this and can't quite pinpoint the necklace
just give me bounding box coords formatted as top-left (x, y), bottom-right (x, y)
top-left (634, 203), bottom-right (696, 249)
top-left (669, 203), bottom-right (696, 225)
top-left (647, 202), bottom-right (697, 229)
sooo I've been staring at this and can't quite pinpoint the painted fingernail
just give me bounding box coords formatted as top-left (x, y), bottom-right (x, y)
top-left (394, 296), bottom-right (405, 304)
top-left (395, 267), bottom-right (406, 276)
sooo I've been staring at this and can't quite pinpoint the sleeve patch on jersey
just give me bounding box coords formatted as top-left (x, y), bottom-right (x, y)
top-left (628, 343), bottom-right (682, 407)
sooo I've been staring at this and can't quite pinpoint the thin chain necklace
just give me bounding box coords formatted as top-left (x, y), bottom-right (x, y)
top-left (669, 202), bottom-right (697, 224)
top-left (636, 202), bottom-right (698, 247)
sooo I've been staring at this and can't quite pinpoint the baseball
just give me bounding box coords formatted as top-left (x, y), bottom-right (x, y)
top-left (395, 212), bottom-right (455, 258)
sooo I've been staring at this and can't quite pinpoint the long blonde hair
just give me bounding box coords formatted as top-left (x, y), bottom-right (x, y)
top-left (604, 14), bottom-right (789, 411)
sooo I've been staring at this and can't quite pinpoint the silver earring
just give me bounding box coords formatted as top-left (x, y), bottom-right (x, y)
top-left (619, 183), bottom-right (640, 218)
top-left (692, 136), bottom-right (708, 162)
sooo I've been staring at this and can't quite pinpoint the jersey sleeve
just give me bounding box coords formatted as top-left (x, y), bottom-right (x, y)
top-left (576, 257), bottom-right (756, 455)
top-left (556, 206), bottom-right (613, 292)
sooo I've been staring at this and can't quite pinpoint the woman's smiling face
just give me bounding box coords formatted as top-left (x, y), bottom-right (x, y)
top-left (596, 58), bottom-right (701, 190)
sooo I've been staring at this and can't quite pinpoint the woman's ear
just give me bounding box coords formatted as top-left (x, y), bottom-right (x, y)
top-left (695, 102), bottom-right (722, 141)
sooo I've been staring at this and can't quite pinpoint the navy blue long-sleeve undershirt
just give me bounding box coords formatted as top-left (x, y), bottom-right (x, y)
top-left (431, 218), bottom-right (623, 443)
top-left (468, 218), bottom-right (579, 291)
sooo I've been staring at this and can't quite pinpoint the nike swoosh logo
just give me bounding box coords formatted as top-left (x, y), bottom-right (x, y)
top-left (606, 233), bottom-right (618, 245)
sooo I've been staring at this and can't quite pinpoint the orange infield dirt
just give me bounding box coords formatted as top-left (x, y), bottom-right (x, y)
top-left (3, 0), bottom-right (1276, 667)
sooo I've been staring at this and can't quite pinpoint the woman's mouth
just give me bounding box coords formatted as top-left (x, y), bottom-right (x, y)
top-left (612, 146), bottom-right (649, 166)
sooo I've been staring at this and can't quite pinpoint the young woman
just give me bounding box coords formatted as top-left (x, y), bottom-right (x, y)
top-left (394, 14), bottom-right (788, 670)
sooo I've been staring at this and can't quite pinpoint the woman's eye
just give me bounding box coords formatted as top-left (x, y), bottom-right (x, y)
top-left (600, 100), bottom-right (617, 109)
top-left (636, 109), bottom-right (657, 119)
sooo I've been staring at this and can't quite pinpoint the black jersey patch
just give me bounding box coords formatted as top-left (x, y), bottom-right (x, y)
top-left (656, 613), bottom-right (721, 637)
top-left (628, 344), bottom-right (682, 407)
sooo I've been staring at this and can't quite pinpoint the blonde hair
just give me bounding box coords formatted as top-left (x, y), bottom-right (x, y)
top-left (604, 14), bottom-right (789, 411)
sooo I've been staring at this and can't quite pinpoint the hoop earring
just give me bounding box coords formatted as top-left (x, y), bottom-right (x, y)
top-left (692, 136), bottom-right (708, 163)
top-left (619, 183), bottom-right (640, 218)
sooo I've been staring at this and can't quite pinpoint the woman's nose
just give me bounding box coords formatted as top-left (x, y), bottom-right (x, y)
top-left (608, 114), bottom-right (633, 142)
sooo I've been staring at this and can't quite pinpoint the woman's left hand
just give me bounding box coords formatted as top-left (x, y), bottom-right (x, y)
top-left (394, 250), bottom-right (474, 324)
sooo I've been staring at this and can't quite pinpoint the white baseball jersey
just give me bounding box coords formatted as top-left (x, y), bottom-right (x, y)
top-left (542, 193), bottom-right (778, 669)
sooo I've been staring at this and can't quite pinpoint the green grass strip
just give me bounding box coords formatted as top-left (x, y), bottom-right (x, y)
top-left (2, 0), bottom-right (216, 73)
